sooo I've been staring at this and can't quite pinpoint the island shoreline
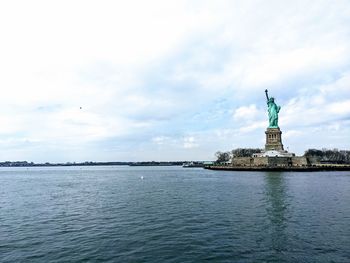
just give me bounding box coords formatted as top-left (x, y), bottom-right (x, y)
top-left (205, 165), bottom-right (350, 172)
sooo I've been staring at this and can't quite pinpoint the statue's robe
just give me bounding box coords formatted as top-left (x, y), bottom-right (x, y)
top-left (267, 101), bottom-right (280, 128)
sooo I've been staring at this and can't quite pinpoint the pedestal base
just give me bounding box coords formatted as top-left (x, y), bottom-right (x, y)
top-left (265, 128), bottom-right (284, 151)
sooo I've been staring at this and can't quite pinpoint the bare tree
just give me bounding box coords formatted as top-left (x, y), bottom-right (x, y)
top-left (231, 148), bottom-right (262, 157)
top-left (215, 151), bottom-right (231, 163)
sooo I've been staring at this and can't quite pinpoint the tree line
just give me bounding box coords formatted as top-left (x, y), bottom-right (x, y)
top-left (304, 149), bottom-right (350, 164)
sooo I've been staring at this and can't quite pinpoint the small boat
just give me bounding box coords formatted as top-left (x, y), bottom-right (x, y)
top-left (182, 162), bottom-right (204, 168)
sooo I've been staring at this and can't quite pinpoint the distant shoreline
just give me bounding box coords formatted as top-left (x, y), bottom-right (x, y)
top-left (0, 161), bottom-right (194, 167)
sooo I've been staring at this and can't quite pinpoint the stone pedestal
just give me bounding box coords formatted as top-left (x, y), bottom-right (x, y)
top-left (265, 128), bottom-right (284, 151)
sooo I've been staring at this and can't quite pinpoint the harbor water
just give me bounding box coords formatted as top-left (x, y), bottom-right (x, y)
top-left (1, 166), bottom-right (349, 262)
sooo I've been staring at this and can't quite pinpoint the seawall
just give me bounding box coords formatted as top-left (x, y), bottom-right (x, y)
top-left (205, 165), bottom-right (350, 172)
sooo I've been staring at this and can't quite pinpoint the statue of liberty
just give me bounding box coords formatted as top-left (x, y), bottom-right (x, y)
top-left (265, 89), bottom-right (281, 128)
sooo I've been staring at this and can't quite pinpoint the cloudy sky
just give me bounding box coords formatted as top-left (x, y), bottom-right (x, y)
top-left (0, 0), bottom-right (349, 162)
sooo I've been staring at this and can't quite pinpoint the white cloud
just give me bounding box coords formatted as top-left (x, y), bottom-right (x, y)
top-left (328, 100), bottom-right (350, 115)
top-left (236, 46), bottom-right (347, 88)
top-left (233, 104), bottom-right (260, 122)
top-left (151, 135), bottom-right (199, 149)
top-left (238, 121), bottom-right (266, 134)
top-left (183, 136), bottom-right (199, 149)
top-left (152, 136), bottom-right (172, 145)
top-left (283, 130), bottom-right (303, 139)
top-left (280, 73), bottom-right (350, 129)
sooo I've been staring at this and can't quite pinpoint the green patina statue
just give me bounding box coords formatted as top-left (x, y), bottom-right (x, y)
top-left (265, 89), bottom-right (281, 128)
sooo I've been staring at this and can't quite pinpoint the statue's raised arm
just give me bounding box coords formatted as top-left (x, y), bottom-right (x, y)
top-left (265, 89), bottom-right (269, 102)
